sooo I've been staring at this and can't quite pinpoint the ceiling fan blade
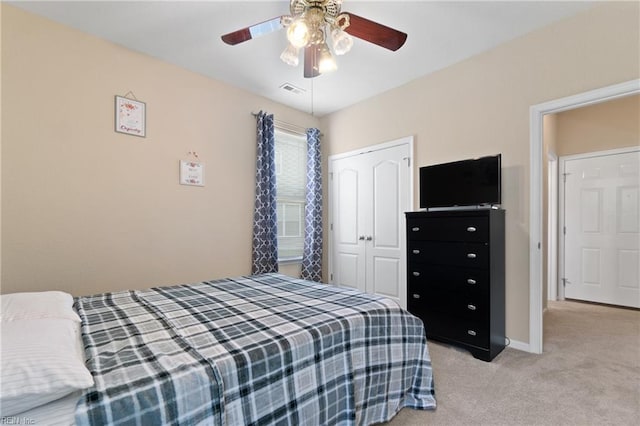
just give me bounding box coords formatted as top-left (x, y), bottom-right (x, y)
top-left (304, 45), bottom-right (321, 78)
top-left (221, 16), bottom-right (284, 45)
top-left (343, 13), bottom-right (407, 51)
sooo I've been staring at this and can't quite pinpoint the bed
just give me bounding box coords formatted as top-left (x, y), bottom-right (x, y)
top-left (1, 273), bottom-right (436, 425)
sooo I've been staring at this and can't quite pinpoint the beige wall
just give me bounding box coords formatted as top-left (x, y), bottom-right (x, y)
top-left (556, 94), bottom-right (640, 156)
top-left (320, 2), bottom-right (640, 343)
top-left (1, 5), bottom-right (319, 296)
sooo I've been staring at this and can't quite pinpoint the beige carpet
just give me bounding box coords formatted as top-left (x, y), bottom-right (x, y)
top-left (386, 300), bottom-right (640, 425)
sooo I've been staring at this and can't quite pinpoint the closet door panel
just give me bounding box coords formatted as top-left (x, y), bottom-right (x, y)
top-left (329, 138), bottom-right (412, 308)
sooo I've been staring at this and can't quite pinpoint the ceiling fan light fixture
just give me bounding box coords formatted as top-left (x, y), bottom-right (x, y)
top-left (221, 0), bottom-right (408, 79)
top-left (318, 43), bottom-right (337, 74)
top-left (330, 27), bottom-right (353, 55)
top-left (286, 19), bottom-right (310, 48)
top-left (280, 44), bottom-right (300, 67)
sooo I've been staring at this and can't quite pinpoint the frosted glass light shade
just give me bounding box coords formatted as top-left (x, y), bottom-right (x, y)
top-left (331, 27), bottom-right (353, 55)
top-left (280, 44), bottom-right (300, 66)
top-left (287, 20), bottom-right (310, 48)
top-left (318, 43), bottom-right (337, 73)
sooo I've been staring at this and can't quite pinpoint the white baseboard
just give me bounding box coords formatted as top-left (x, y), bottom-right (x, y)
top-left (507, 338), bottom-right (531, 353)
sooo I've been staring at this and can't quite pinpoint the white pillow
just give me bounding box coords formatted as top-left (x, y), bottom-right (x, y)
top-left (0, 319), bottom-right (94, 415)
top-left (0, 291), bottom-right (80, 322)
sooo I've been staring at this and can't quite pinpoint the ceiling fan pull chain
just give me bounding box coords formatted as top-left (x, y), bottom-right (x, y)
top-left (310, 78), bottom-right (314, 116)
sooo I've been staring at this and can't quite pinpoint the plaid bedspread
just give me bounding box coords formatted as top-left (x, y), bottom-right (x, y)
top-left (74, 273), bottom-right (436, 425)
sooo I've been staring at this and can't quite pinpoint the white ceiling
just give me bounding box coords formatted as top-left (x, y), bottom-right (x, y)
top-left (10, 0), bottom-right (595, 116)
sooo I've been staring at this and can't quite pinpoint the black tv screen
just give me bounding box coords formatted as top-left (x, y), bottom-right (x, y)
top-left (419, 154), bottom-right (501, 208)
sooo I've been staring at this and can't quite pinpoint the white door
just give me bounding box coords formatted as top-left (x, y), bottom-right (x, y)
top-left (562, 148), bottom-right (640, 308)
top-left (329, 139), bottom-right (412, 308)
top-left (331, 156), bottom-right (367, 292)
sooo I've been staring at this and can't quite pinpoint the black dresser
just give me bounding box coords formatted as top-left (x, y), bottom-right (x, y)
top-left (405, 209), bottom-right (505, 361)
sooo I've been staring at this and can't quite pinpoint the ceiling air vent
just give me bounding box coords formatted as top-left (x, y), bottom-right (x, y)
top-left (279, 83), bottom-right (305, 95)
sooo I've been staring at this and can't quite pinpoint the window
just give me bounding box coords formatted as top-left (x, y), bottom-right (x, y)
top-left (274, 129), bottom-right (307, 261)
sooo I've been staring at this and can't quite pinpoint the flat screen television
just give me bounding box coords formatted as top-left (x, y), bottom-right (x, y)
top-left (419, 154), bottom-right (501, 209)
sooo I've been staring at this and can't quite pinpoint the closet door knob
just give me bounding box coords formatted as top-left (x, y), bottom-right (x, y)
top-left (412, 227), bottom-right (420, 232)
top-left (412, 271), bottom-right (421, 277)
top-left (467, 278), bottom-right (477, 285)
top-left (359, 235), bottom-right (365, 240)
top-left (467, 226), bottom-right (477, 232)
top-left (412, 294), bottom-right (421, 299)
top-left (467, 330), bottom-right (477, 336)
top-left (467, 304), bottom-right (477, 311)
top-left (412, 249), bottom-right (420, 254)
top-left (365, 236), bottom-right (373, 241)
top-left (467, 253), bottom-right (477, 259)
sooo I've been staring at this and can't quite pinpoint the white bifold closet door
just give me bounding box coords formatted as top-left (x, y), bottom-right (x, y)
top-left (329, 139), bottom-right (412, 309)
top-left (562, 148), bottom-right (639, 308)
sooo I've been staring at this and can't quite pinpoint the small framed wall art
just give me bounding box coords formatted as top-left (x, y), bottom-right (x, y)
top-left (180, 160), bottom-right (205, 186)
top-left (115, 95), bottom-right (146, 137)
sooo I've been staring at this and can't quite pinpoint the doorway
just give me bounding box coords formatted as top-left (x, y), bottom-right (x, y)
top-left (529, 79), bottom-right (640, 354)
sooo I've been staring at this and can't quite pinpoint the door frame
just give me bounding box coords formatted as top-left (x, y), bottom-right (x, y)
top-left (327, 136), bottom-right (414, 287)
top-left (547, 152), bottom-right (558, 302)
top-left (557, 146), bottom-right (640, 304)
top-left (529, 79), bottom-right (639, 354)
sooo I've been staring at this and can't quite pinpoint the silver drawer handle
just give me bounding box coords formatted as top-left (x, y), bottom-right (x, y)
top-left (412, 249), bottom-right (420, 254)
top-left (412, 227), bottom-right (420, 232)
top-left (467, 253), bottom-right (477, 259)
top-left (467, 330), bottom-right (477, 336)
top-left (467, 226), bottom-right (477, 232)
top-left (467, 304), bottom-right (477, 311)
top-left (412, 294), bottom-right (421, 299)
top-left (412, 271), bottom-right (420, 277)
top-left (467, 278), bottom-right (477, 285)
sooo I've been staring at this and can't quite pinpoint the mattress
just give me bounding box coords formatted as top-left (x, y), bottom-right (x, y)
top-left (14, 390), bottom-right (82, 426)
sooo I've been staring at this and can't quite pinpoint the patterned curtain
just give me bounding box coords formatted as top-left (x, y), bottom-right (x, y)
top-left (252, 111), bottom-right (279, 274)
top-left (300, 128), bottom-right (323, 281)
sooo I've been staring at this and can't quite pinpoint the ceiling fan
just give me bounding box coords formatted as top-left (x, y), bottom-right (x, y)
top-left (221, 0), bottom-right (407, 78)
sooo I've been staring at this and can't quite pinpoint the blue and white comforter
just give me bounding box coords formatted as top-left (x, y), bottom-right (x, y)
top-left (74, 273), bottom-right (436, 425)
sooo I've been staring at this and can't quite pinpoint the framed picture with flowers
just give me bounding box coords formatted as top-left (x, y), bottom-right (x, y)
top-left (180, 160), bottom-right (205, 186)
top-left (115, 95), bottom-right (146, 137)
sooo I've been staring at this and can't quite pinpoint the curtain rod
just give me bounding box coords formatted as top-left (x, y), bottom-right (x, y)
top-left (251, 112), bottom-right (322, 137)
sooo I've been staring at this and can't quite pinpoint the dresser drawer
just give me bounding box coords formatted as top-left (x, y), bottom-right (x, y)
top-left (408, 291), bottom-right (488, 320)
top-left (418, 311), bottom-right (489, 349)
top-left (407, 216), bottom-right (488, 242)
top-left (408, 241), bottom-right (488, 268)
top-left (407, 264), bottom-right (489, 292)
